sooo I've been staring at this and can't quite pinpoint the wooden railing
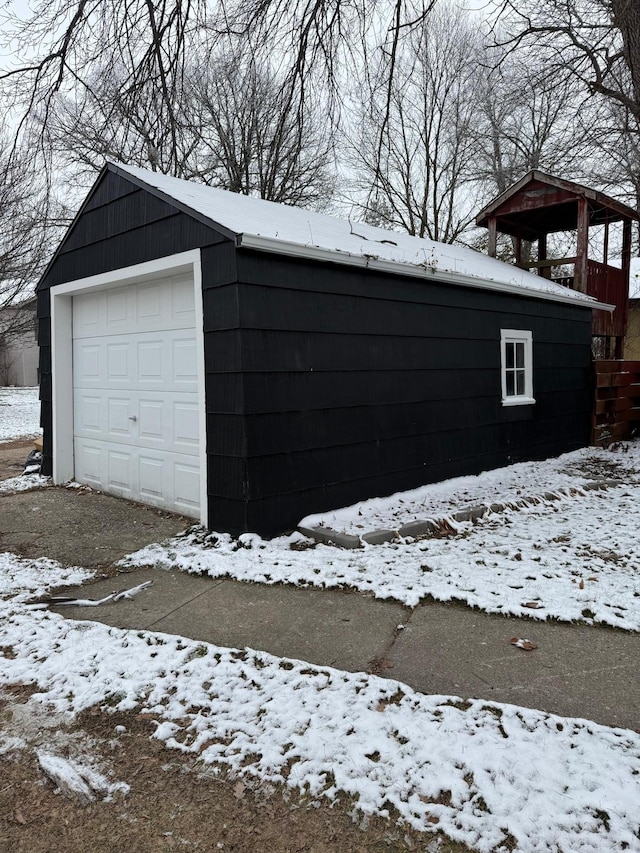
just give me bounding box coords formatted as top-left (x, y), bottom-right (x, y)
top-left (553, 275), bottom-right (574, 289)
top-left (593, 360), bottom-right (640, 446)
top-left (553, 262), bottom-right (627, 338)
top-left (588, 261), bottom-right (628, 338)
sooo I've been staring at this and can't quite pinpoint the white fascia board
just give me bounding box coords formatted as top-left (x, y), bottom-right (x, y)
top-left (238, 234), bottom-right (614, 313)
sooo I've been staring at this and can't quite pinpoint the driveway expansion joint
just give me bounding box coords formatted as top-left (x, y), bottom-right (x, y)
top-left (146, 579), bottom-right (226, 630)
top-left (367, 604), bottom-right (417, 675)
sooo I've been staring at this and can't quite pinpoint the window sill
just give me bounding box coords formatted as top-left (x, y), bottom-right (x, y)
top-left (502, 396), bottom-right (536, 407)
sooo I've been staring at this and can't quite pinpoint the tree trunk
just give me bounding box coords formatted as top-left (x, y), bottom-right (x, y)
top-left (611, 0), bottom-right (640, 121)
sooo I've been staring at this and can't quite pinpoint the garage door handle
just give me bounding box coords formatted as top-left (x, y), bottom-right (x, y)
top-left (129, 415), bottom-right (137, 422)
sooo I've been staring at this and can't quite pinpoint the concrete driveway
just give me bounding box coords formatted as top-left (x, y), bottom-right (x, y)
top-left (1, 448), bottom-right (638, 733)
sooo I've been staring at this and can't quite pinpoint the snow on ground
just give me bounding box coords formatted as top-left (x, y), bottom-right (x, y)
top-left (36, 751), bottom-right (130, 803)
top-left (0, 386), bottom-right (41, 442)
top-left (0, 473), bottom-right (51, 494)
top-left (0, 552), bottom-right (92, 602)
top-left (300, 443), bottom-right (640, 536)
top-left (0, 561), bottom-right (639, 853)
top-left (0, 554), bottom-right (128, 802)
top-left (123, 481), bottom-right (640, 630)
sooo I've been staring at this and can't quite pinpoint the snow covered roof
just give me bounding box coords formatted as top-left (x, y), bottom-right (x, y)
top-left (109, 162), bottom-right (606, 310)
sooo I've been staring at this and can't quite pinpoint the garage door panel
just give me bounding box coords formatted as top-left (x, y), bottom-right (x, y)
top-left (75, 394), bottom-right (102, 433)
top-left (173, 401), bottom-right (199, 450)
top-left (107, 448), bottom-right (134, 493)
top-left (106, 289), bottom-right (130, 329)
top-left (107, 397), bottom-right (135, 439)
top-left (75, 393), bottom-right (134, 443)
top-left (74, 440), bottom-right (104, 487)
top-left (73, 275), bottom-right (197, 339)
top-left (75, 437), bottom-right (200, 516)
top-left (75, 343), bottom-right (101, 383)
top-left (73, 276), bottom-right (201, 519)
top-left (139, 455), bottom-right (164, 499)
top-left (107, 343), bottom-right (131, 383)
top-left (174, 462), bottom-right (200, 512)
top-left (73, 339), bottom-right (106, 387)
top-left (171, 277), bottom-right (196, 323)
top-left (138, 399), bottom-right (165, 442)
top-left (75, 294), bottom-right (100, 333)
top-left (136, 283), bottom-right (162, 324)
top-left (75, 391), bottom-right (199, 455)
top-left (134, 393), bottom-right (199, 454)
top-left (172, 337), bottom-right (198, 386)
top-left (74, 331), bottom-right (197, 393)
top-left (137, 340), bottom-right (164, 383)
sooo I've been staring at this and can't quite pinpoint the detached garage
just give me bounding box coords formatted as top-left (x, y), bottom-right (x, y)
top-left (37, 163), bottom-right (607, 535)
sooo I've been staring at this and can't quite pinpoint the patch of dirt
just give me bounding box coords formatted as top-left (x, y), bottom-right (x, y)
top-left (559, 452), bottom-right (637, 482)
top-left (0, 696), bottom-right (472, 853)
top-left (0, 439), bottom-right (35, 483)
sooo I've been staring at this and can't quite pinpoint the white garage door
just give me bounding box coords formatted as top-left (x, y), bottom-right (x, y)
top-left (72, 274), bottom-right (201, 517)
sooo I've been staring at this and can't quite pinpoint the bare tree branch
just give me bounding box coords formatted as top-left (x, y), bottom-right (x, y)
top-left (346, 2), bottom-right (482, 243)
top-left (489, 0), bottom-right (640, 122)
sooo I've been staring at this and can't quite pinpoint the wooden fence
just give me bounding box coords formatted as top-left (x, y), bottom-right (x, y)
top-left (593, 360), bottom-right (640, 446)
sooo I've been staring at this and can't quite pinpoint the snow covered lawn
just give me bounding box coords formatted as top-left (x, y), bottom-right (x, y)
top-left (0, 386), bottom-right (41, 442)
top-left (1, 552), bottom-right (639, 853)
top-left (123, 478), bottom-right (640, 631)
top-left (0, 552), bottom-right (93, 601)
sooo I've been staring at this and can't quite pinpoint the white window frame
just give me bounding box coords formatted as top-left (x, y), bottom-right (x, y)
top-left (500, 329), bottom-right (535, 406)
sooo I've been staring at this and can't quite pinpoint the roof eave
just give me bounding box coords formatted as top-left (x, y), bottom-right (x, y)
top-left (476, 169), bottom-right (639, 227)
top-left (476, 170), bottom-right (538, 225)
top-left (238, 233), bottom-right (609, 311)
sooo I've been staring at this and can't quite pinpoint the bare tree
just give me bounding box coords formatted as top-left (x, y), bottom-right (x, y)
top-left (476, 53), bottom-right (595, 197)
top-left (0, 0), bottom-right (447, 232)
top-left (42, 47), bottom-right (335, 209)
top-left (1, 0), bottom-right (205, 172)
top-left (449, 44), bottom-right (608, 263)
top-left (482, 2), bottom-right (640, 257)
top-left (7, 0), bottom-right (637, 252)
top-left (0, 0), bottom-right (440, 164)
top-left (0, 132), bottom-right (56, 377)
top-left (188, 53), bottom-right (335, 207)
top-left (490, 0), bottom-right (640, 122)
top-left (583, 99), bottom-right (640, 252)
top-left (42, 63), bottom-right (201, 187)
top-left (0, 139), bottom-right (50, 309)
top-left (347, 2), bottom-right (482, 242)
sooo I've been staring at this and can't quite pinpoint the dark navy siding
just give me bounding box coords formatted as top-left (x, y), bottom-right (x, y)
top-left (235, 251), bottom-right (593, 534)
top-left (200, 242), bottom-right (249, 532)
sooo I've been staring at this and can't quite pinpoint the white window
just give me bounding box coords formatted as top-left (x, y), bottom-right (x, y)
top-left (501, 329), bottom-right (535, 406)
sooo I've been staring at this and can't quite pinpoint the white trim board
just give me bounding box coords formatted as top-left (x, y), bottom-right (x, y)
top-left (50, 249), bottom-right (207, 526)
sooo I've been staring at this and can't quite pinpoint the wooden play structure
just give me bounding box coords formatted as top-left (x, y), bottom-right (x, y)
top-left (476, 171), bottom-right (639, 359)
